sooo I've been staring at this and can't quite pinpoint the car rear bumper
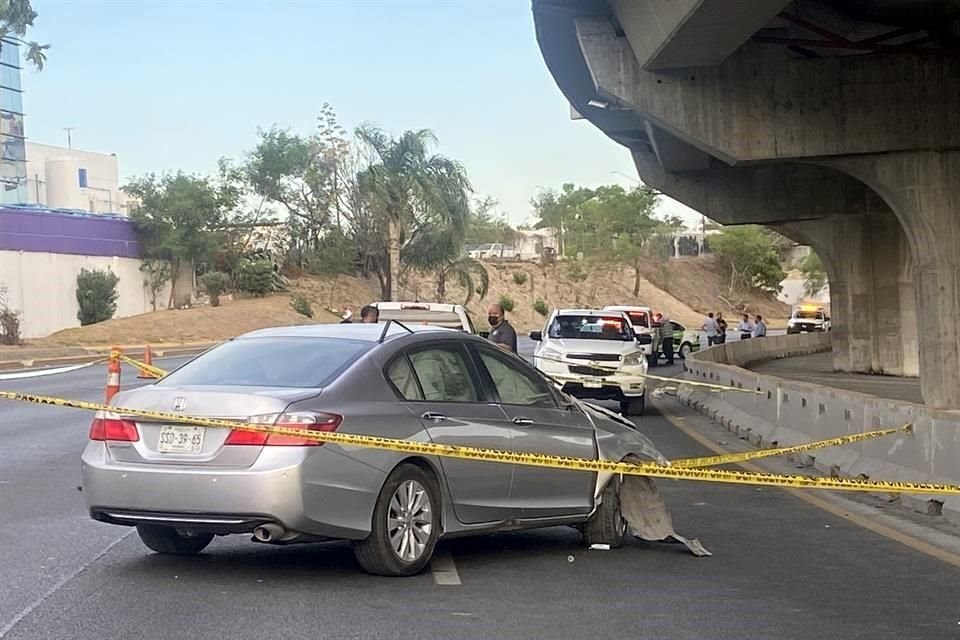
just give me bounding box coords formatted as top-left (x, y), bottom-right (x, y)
top-left (81, 443), bottom-right (384, 540)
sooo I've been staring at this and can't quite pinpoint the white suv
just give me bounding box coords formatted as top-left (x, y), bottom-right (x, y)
top-left (530, 309), bottom-right (648, 416)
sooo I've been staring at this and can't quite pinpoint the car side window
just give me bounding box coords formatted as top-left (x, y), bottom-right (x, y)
top-left (408, 347), bottom-right (479, 402)
top-left (477, 349), bottom-right (557, 408)
top-left (386, 356), bottom-right (424, 401)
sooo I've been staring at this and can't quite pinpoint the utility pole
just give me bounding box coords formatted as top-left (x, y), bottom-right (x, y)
top-left (64, 127), bottom-right (74, 149)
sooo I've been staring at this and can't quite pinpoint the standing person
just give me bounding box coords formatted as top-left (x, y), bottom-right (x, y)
top-left (360, 305), bottom-right (379, 323)
top-left (702, 312), bottom-right (720, 347)
top-left (716, 312), bottom-right (728, 344)
top-left (737, 314), bottom-right (754, 340)
top-left (487, 303), bottom-right (518, 353)
top-left (339, 306), bottom-right (354, 324)
top-left (656, 312), bottom-right (674, 365)
top-left (753, 314), bottom-right (767, 338)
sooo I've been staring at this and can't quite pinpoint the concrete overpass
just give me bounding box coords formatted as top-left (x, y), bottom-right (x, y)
top-left (532, 0), bottom-right (960, 408)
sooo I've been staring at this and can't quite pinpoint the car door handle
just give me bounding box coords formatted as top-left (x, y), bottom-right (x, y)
top-left (421, 412), bottom-right (447, 422)
top-left (512, 417), bottom-right (534, 425)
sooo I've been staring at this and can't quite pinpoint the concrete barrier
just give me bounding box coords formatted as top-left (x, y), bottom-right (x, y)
top-left (679, 333), bottom-right (960, 524)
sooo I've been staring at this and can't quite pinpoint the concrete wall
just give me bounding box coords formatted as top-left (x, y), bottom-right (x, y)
top-left (680, 334), bottom-right (960, 524)
top-left (25, 142), bottom-right (129, 215)
top-left (0, 250), bottom-right (174, 338)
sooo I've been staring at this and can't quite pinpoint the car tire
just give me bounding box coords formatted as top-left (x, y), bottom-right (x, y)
top-left (582, 477), bottom-right (626, 548)
top-left (679, 342), bottom-right (692, 359)
top-left (136, 524), bottom-right (214, 555)
top-left (619, 394), bottom-right (645, 416)
top-left (353, 463), bottom-right (441, 577)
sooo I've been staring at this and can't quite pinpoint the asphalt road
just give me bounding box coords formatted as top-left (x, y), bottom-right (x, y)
top-left (2, 351), bottom-right (960, 639)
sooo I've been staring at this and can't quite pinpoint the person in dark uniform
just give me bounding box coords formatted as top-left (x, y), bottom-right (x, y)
top-left (487, 303), bottom-right (518, 353)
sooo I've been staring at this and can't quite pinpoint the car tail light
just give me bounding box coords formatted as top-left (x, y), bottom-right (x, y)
top-left (224, 412), bottom-right (343, 447)
top-left (89, 413), bottom-right (139, 442)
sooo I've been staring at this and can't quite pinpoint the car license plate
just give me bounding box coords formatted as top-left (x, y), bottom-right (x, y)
top-left (158, 425), bottom-right (205, 454)
top-left (583, 378), bottom-right (603, 389)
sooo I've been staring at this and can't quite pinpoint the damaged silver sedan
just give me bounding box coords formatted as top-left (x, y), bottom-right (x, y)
top-left (82, 323), bottom-right (707, 577)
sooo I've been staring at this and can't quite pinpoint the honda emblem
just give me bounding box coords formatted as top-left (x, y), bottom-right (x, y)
top-left (173, 397), bottom-right (186, 412)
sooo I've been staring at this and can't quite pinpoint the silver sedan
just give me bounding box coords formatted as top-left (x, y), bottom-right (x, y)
top-left (81, 323), bottom-right (695, 576)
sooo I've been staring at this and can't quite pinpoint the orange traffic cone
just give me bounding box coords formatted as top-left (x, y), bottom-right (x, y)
top-left (106, 347), bottom-right (121, 403)
top-left (137, 345), bottom-right (154, 379)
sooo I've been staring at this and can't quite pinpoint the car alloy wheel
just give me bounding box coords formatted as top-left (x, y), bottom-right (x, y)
top-left (388, 479), bottom-right (433, 563)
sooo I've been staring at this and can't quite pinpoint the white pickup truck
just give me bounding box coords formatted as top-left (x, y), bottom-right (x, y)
top-left (530, 308), bottom-right (648, 416)
top-left (786, 304), bottom-right (831, 334)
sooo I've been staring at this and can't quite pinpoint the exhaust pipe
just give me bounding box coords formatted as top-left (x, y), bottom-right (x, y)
top-left (253, 523), bottom-right (286, 543)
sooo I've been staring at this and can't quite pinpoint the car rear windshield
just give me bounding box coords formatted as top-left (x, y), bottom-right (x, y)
top-left (627, 312), bottom-right (649, 328)
top-left (794, 311), bottom-right (823, 320)
top-left (548, 315), bottom-right (634, 341)
top-left (157, 337), bottom-right (372, 388)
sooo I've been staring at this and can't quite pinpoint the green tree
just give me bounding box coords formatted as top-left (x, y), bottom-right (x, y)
top-left (125, 172), bottom-right (237, 307)
top-left (710, 226), bottom-right (786, 294)
top-left (355, 125), bottom-right (472, 300)
top-left (0, 1), bottom-right (48, 69)
top-left (466, 197), bottom-right (516, 246)
top-left (800, 251), bottom-right (828, 297)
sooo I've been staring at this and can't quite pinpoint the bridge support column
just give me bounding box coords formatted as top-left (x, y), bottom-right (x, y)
top-left (777, 210), bottom-right (913, 377)
top-left (830, 152), bottom-right (960, 408)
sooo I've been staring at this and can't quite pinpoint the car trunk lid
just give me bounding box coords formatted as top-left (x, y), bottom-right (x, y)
top-left (104, 385), bottom-right (322, 467)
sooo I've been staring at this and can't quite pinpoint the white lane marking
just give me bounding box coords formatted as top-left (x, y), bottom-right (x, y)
top-left (0, 361), bottom-right (100, 381)
top-left (430, 550), bottom-right (461, 585)
top-left (0, 530), bottom-right (133, 638)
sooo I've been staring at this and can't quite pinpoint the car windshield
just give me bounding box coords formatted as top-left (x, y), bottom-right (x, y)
top-left (548, 315), bottom-right (634, 341)
top-left (157, 337), bottom-right (372, 388)
top-left (795, 310), bottom-right (823, 320)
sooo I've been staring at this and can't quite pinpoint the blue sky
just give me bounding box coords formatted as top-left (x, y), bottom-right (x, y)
top-left (22, 0), bottom-right (698, 226)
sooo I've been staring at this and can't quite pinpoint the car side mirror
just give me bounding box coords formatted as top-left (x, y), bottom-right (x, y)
top-left (529, 330), bottom-right (542, 342)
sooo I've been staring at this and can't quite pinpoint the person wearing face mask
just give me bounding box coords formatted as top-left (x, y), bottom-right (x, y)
top-left (486, 303), bottom-right (517, 353)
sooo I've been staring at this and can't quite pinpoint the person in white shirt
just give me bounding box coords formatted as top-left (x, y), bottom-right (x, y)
top-left (701, 312), bottom-right (720, 346)
top-left (737, 313), bottom-right (754, 340)
top-left (752, 315), bottom-right (767, 338)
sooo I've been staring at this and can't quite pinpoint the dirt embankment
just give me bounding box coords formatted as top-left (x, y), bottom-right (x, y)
top-left (21, 256), bottom-right (789, 349)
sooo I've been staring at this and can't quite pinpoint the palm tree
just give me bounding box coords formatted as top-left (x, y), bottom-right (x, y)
top-left (434, 256), bottom-right (489, 304)
top-left (355, 125), bottom-right (471, 300)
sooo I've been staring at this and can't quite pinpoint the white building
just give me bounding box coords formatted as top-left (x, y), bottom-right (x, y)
top-left (24, 142), bottom-right (129, 215)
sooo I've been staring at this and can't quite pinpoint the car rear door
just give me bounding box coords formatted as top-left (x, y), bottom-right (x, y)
top-left (471, 345), bottom-right (596, 519)
top-left (387, 343), bottom-right (514, 525)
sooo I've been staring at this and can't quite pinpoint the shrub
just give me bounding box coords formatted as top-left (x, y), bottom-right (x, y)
top-left (567, 261), bottom-right (587, 282)
top-left (512, 271), bottom-right (528, 285)
top-left (236, 259), bottom-right (275, 296)
top-left (533, 299), bottom-right (548, 316)
top-left (290, 295), bottom-right (313, 318)
top-left (0, 285), bottom-right (17, 345)
top-left (199, 271), bottom-right (231, 307)
top-left (498, 293), bottom-right (515, 314)
top-left (76, 268), bottom-right (119, 326)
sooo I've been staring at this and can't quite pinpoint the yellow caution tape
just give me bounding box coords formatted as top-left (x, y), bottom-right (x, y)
top-left (534, 355), bottom-right (760, 394)
top-left (671, 424), bottom-right (913, 469)
top-left (0, 389), bottom-right (956, 496)
top-left (110, 352), bottom-right (168, 379)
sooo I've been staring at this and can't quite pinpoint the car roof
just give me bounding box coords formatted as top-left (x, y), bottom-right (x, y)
top-left (372, 301), bottom-right (465, 312)
top-left (236, 323), bottom-right (454, 343)
top-left (603, 305), bottom-right (651, 312)
top-left (556, 308), bottom-right (629, 316)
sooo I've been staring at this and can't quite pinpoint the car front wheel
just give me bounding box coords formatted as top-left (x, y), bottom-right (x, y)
top-left (620, 394), bottom-right (645, 416)
top-left (353, 463), bottom-right (440, 577)
top-left (679, 342), bottom-right (692, 359)
top-left (582, 477), bottom-right (626, 548)
top-left (136, 524), bottom-right (214, 555)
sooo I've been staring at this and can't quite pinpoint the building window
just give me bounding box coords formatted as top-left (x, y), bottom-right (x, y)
top-left (0, 89), bottom-right (23, 115)
top-left (0, 64), bottom-right (21, 91)
top-left (0, 41), bottom-right (21, 68)
top-left (0, 111), bottom-right (23, 137)
top-left (78, 168), bottom-right (88, 188)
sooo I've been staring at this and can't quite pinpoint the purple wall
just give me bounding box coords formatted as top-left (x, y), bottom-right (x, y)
top-left (0, 206), bottom-right (143, 258)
